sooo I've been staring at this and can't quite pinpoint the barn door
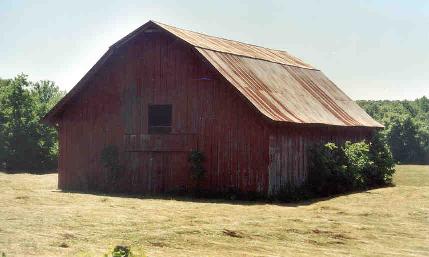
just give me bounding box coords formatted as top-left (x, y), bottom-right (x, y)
top-left (124, 134), bottom-right (197, 194)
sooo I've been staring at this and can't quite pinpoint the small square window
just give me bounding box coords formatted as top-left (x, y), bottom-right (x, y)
top-left (148, 104), bottom-right (172, 134)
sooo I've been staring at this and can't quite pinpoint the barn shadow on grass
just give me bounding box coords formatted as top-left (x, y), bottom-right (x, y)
top-left (56, 186), bottom-right (393, 207)
top-left (4, 170), bottom-right (57, 175)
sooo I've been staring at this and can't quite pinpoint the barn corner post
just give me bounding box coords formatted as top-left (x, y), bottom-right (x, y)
top-left (55, 121), bottom-right (64, 190)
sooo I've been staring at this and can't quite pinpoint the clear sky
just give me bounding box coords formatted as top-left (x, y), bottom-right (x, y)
top-left (1, 0), bottom-right (428, 100)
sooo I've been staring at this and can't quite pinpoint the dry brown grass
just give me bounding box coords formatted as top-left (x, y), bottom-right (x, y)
top-left (0, 165), bottom-right (428, 257)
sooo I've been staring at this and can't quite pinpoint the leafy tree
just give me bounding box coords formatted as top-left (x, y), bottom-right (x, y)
top-left (358, 97), bottom-right (429, 164)
top-left (0, 74), bottom-right (65, 172)
top-left (31, 80), bottom-right (64, 169)
top-left (0, 74), bottom-right (37, 170)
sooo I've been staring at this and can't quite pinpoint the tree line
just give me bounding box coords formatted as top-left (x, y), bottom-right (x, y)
top-left (0, 73), bottom-right (427, 172)
top-left (0, 74), bottom-right (65, 172)
top-left (358, 97), bottom-right (429, 164)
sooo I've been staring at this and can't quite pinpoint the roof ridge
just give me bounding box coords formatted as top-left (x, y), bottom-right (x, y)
top-left (152, 21), bottom-right (301, 57)
top-left (152, 21), bottom-right (314, 69)
top-left (195, 46), bottom-right (319, 71)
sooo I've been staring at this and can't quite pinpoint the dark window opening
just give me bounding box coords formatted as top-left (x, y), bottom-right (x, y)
top-left (148, 104), bottom-right (172, 134)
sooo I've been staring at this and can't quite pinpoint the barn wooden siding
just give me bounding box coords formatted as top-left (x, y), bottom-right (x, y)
top-left (267, 126), bottom-right (374, 195)
top-left (58, 29), bottom-right (271, 194)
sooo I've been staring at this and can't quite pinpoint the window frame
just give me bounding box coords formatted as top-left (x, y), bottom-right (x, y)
top-left (148, 104), bottom-right (172, 134)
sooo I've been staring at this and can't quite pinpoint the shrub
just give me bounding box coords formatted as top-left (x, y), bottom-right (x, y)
top-left (101, 145), bottom-right (120, 172)
top-left (367, 133), bottom-right (395, 185)
top-left (307, 138), bottom-right (395, 197)
top-left (100, 145), bottom-right (123, 187)
top-left (343, 141), bottom-right (372, 188)
top-left (104, 245), bottom-right (146, 257)
top-left (188, 150), bottom-right (205, 180)
top-left (308, 143), bottom-right (351, 196)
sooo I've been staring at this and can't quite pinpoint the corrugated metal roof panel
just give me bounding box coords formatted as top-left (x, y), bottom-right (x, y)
top-left (153, 21), bottom-right (314, 69)
top-left (197, 48), bottom-right (383, 127)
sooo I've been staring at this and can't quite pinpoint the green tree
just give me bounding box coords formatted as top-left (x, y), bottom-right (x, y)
top-left (31, 80), bottom-right (64, 169)
top-left (385, 115), bottom-right (422, 163)
top-left (0, 74), bottom-right (38, 170)
top-left (0, 74), bottom-right (65, 171)
top-left (358, 97), bottom-right (429, 164)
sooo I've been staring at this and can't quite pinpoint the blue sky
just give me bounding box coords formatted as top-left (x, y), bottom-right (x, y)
top-left (1, 0), bottom-right (428, 100)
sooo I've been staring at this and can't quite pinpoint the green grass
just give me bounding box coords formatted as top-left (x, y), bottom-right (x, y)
top-left (394, 165), bottom-right (429, 187)
top-left (0, 165), bottom-right (428, 257)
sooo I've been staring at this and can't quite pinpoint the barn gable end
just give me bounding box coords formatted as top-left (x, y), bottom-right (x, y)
top-left (54, 25), bottom-right (271, 194)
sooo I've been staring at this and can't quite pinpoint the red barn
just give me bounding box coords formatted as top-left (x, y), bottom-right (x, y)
top-left (43, 21), bottom-right (382, 196)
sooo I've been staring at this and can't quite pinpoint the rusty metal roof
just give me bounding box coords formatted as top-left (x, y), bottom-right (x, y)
top-left (43, 20), bottom-right (382, 128)
top-left (152, 21), bottom-right (382, 127)
top-left (197, 49), bottom-right (382, 127)
top-left (153, 22), bottom-right (314, 70)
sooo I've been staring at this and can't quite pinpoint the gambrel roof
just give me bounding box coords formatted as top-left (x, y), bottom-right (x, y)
top-left (43, 21), bottom-right (382, 127)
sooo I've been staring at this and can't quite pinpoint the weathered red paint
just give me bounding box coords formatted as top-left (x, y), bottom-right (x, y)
top-left (50, 22), bottom-right (377, 196)
top-left (56, 29), bottom-right (269, 194)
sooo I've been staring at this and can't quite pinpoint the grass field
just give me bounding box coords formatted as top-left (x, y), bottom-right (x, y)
top-left (1, 165), bottom-right (428, 257)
